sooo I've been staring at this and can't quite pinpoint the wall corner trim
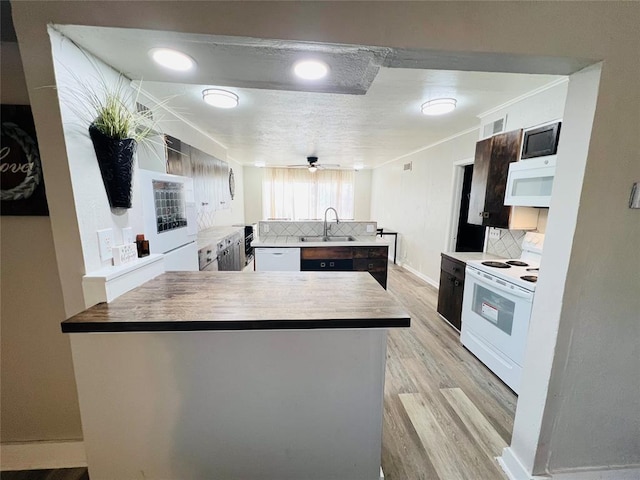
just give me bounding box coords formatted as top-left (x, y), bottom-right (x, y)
top-left (499, 447), bottom-right (534, 480)
top-left (0, 441), bottom-right (86, 471)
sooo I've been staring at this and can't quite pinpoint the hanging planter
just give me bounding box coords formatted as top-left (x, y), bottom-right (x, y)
top-left (58, 69), bottom-right (166, 210)
top-left (89, 124), bottom-right (137, 209)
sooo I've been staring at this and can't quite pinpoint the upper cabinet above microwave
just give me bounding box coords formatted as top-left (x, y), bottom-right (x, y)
top-left (521, 121), bottom-right (561, 159)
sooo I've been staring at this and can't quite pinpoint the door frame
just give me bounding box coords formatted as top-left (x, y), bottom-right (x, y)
top-left (445, 157), bottom-right (475, 252)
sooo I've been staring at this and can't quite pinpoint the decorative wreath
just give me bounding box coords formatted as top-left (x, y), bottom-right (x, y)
top-left (1, 122), bottom-right (42, 201)
top-left (229, 168), bottom-right (235, 200)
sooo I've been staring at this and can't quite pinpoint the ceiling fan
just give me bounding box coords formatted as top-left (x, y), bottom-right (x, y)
top-left (286, 156), bottom-right (341, 172)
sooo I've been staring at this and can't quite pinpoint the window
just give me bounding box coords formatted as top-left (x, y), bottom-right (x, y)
top-left (262, 168), bottom-right (354, 220)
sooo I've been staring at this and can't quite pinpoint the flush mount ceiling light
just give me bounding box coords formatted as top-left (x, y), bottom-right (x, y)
top-left (293, 60), bottom-right (329, 80)
top-left (421, 98), bottom-right (457, 116)
top-left (149, 48), bottom-right (195, 71)
top-left (202, 89), bottom-right (239, 109)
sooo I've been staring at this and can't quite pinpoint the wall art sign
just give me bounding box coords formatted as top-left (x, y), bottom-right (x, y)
top-left (1, 105), bottom-right (49, 216)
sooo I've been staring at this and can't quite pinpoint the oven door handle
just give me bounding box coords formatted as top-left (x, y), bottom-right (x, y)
top-left (466, 267), bottom-right (534, 301)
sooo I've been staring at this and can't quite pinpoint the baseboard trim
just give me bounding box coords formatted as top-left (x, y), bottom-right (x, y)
top-left (499, 448), bottom-right (640, 480)
top-left (499, 447), bottom-right (533, 480)
top-left (400, 264), bottom-right (439, 289)
top-left (0, 441), bottom-right (86, 471)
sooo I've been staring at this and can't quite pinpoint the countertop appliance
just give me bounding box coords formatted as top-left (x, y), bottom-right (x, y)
top-left (138, 169), bottom-right (198, 271)
top-left (460, 232), bottom-right (544, 393)
top-left (520, 121), bottom-right (561, 159)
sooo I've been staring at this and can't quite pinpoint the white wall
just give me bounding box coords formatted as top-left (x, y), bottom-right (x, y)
top-left (10, 2), bottom-right (640, 476)
top-left (354, 169), bottom-right (372, 220)
top-left (479, 80), bottom-right (569, 139)
top-left (371, 130), bottom-right (478, 284)
top-left (0, 40), bottom-right (82, 443)
top-left (243, 166), bottom-right (263, 225)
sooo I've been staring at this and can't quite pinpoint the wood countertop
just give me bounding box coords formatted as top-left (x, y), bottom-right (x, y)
top-left (62, 271), bottom-right (410, 333)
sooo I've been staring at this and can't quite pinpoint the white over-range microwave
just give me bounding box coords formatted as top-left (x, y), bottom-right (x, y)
top-left (504, 155), bottom-right (556, 207)
top-left (504, 120), bottom-right (561, 207)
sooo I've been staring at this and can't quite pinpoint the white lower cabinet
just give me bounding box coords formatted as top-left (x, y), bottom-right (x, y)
top-left (255, 247), bottom-right (301, 271)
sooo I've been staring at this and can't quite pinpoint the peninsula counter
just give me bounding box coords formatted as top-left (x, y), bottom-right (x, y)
top-left (62, 271), bottom-right (410, 480)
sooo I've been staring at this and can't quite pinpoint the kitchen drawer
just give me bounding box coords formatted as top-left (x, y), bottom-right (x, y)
top-left (301, 259), bottom-right (353, 271)
top-left (353, 258), bottom-right (387, 273)
top-left (300, 247), bottom-right (353, 260)
top-left (440, 254), bottom-right (465, 279)
top-left (353, 247), bottom-right (388, 259)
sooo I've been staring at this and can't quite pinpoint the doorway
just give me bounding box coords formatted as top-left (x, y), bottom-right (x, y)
top-left (455, 164), bottom-right (485, 252)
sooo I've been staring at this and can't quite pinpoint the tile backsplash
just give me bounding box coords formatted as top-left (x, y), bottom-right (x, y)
top-left (487, 228), bottom-right (527, 258)
top-left (259, 221), bottom-right (377, 238)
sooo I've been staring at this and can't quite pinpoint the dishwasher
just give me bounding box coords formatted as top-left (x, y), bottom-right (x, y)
top-left (255, 247), bottom-right (301, 271)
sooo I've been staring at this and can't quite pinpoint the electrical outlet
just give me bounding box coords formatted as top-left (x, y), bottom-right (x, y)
top-left (97, 228), bottom-right (114, 261)
top-left (366, 224), bottom-right (375, 233)
top-left (489, 228), bottom-right (502, 240)
top-left (122, 227), bottom-right (133, 245)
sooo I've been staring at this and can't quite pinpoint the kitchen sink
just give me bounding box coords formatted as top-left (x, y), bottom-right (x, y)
top-left (299, 235), bottom-right (356, 242)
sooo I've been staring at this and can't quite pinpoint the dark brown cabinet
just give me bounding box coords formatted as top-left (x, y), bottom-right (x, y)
top-left (437, 254), bottom-right (466, 331)
top-left (467, 129), bottom-right (522, 228)
top-left (301, 246), bottom-right (389, 289)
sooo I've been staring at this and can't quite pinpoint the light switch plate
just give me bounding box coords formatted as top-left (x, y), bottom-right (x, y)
top-left (122, 227), bottom-right (133, 245)
top-left (489, 228), bottom-right (502, 240)
top-left (97, 228), bottom-right (114, 261)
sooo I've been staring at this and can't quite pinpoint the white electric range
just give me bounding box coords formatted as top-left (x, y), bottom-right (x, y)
top-left (460, 232), bottom-right (544, 393)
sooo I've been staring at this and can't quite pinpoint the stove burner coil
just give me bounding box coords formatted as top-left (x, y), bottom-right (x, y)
top-left (481, 261), bottom-right (511, 268)
top-left (506, 260), bottom-right (529, 267)
top-left (520, 275), bottom-right (538, 283)
top-left (526, 267), bottom-right (539, 272)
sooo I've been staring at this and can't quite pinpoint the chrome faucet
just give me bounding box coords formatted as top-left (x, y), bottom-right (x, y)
top-left (323, 207), bottom-right (339, 237)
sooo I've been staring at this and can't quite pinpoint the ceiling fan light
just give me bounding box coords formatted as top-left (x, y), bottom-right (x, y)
top-left (294, 60), bottom-right (329, 80)
top-left (149, 48), bottom-right (195, 71)
top-left (308, 165), bottom-right (318, 173)
top-left (421, 98), bottom-right (457, 116)
top-left (202, 89), bottom-right (239, 109)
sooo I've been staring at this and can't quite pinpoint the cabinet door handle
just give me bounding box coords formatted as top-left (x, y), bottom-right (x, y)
top-left (369, 263), bottom-right (374, 269)
top-left (320, 262), bottom-right (326, 268)
top-left (483, 212), bottom-right (490, 218)
top-left (329, 262), bottom-right (335, 267)
top-left (454, 280), bottom-right (460, 287)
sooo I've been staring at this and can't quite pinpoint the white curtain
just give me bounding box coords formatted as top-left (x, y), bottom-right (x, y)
top-left (262, 168), bottom-right (355, 220)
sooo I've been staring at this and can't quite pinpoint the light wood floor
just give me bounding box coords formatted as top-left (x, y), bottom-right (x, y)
top-left (382, 264), bottom-right (517, 479)
top-left (2, 264), bottom-right (516, 480)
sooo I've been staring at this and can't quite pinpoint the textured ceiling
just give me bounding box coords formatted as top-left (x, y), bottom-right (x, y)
top-left (55, 25), bottom-right (563, 169)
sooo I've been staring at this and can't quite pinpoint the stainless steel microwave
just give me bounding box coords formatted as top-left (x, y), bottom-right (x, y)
top-left (521, 121), bottom-right (561, 159)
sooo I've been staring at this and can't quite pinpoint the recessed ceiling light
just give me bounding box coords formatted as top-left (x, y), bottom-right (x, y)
top-left (421, 98), bottom-right (457, 116)
top-left (294, 60), bottom-right (329, 80)
top-left (202, 89), bottom-right (239, 109)
top-left (149, 48), bottom-right (195, 71)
